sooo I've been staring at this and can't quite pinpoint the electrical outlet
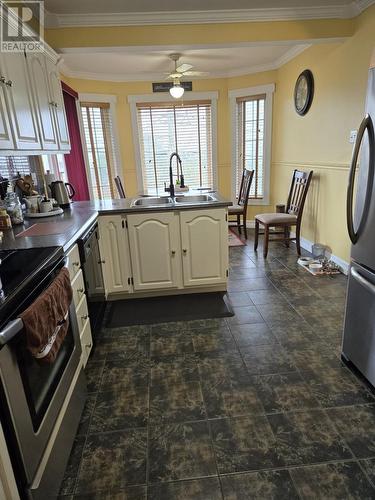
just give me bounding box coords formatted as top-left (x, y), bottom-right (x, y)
top-left (349, 130), bottom-right (358, 144)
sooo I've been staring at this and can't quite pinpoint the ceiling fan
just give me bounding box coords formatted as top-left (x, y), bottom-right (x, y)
top-left (166, 53), bottom-right (208, 99)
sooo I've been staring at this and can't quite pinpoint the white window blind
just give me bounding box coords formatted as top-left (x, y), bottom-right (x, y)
top-left (236, 95), bottom-right (265, 200)
top-left (80, 102), bottom-right (119, 200)
top-left (137, 101), bottom-right (213, 192)
top-left (0, 156), bottom-right (32, 180)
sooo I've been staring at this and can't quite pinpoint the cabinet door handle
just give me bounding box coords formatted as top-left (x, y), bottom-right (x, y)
top-left (183, 249), bottom-right (187, 254)
top-left (98, 259), bottom-right (105, 264)
top-left (0, 76), bottom-right (5, 84)
top-left (5, 80), bottom-right (12, 87)
top-left (77, 287), bottom-right (84, 294)
top-left (81, 314), bottom-right (89, 321)
top-left (85, 342), bottom-right (92, 349)
top-left (171, 250), bottom-right (176, 255)
top-left (73, 261), bottom-right (80, 267)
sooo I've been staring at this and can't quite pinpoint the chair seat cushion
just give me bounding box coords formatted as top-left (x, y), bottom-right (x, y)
top-left (255, 212), bottom-right (297, 225)
top-left (228, 204), bottom-right (243, 214)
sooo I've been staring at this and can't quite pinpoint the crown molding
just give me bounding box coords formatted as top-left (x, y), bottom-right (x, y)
top-left (45, 1), bottom-right (375, 28)
top-left (58, 44), bottom-right (310, 83)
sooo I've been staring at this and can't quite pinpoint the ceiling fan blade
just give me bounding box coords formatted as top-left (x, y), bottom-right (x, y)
top-left (182, 71), bottom-right (209, 77)
top-left (176, 63), bottom-right (193, 73)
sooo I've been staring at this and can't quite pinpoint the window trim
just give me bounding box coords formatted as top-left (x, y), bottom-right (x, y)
top-left (78, 93), bottom-right (123, 200)
top-left (128, 92), bottom-right (218, 193)
top-left (229, 84), bottom-right (275, 206)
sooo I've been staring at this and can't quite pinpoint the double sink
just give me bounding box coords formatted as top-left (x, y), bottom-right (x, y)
top-left (131, 194), bottom-right (215, 208)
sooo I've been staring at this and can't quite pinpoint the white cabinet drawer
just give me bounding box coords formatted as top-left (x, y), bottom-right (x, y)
top-left (76, 295), bottom-right (89, 335)
top-left (80, 319), bottom-right (92, 368)
top-left (67, 244), bottom-right (81, 280)
top-left (71, 270), bottom-right (86, 308)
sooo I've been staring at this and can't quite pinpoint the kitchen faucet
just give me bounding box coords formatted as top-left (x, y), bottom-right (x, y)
top-left (166, 152), bottom-right (185, 197)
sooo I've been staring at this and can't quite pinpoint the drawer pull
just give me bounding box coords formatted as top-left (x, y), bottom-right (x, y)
top-left (171, 250), bottom-right (176, 255)
top-left (77, 287), bottom-right (85, 294)
top-left (73, 261), bottom-right (80, 267)
top-left (81, 314), bottom-right (89, 321)
top-left (85, 343), bottom-right (92, 349)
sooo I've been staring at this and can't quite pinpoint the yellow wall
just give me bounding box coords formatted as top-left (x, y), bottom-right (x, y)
top-left (271, 5), bottom-right (375, 263)
top-left (61, 4), bottom-right (375, 263)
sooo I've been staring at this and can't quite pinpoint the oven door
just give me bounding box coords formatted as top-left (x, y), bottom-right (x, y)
top-left (0, 271), bottom-right (82, 485)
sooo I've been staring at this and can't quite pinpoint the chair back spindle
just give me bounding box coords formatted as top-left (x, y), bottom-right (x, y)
top-left (238, 169), bottom-right (255, 208)
top-left (286, 170), bottom-right (313, 219)
top-left (114, 176), bottom-right (126, 199)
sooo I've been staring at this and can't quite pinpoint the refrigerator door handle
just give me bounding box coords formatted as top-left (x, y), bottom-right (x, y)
top-left (347, 114), bottom-right (375, 244)
top-left (351, 267), bottom-right (375, 295)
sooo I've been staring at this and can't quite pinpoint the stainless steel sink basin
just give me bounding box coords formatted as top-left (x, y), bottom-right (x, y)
top-left (131, 197), bottom-right (173, 207)
top-left (175, 194), bottom-right (215, 204)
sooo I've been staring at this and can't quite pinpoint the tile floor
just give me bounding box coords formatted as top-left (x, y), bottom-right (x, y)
top-left (59, 233), bottom-right (375, 499)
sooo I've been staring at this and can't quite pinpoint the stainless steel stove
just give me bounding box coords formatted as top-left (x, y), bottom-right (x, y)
top-left (0, 246), bottom-right (87, 499)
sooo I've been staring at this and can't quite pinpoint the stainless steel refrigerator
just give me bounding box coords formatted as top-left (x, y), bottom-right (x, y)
top-left (342, 50), bottom-right (375, 385)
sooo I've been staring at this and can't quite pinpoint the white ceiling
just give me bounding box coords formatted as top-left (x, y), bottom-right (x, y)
top-left (59, 44), bottom-right (310, 82)
top-left (52, 0), bottom-right (370, 81)
top-left (45, 0), bottom-right (366, 14)
top-left (45, 0), bottom-right (374, 27)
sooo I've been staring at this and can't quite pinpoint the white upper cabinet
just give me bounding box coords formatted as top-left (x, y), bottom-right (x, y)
top-left (127, 212), bottom-right (182, 291)
top-left (180, 209), bottom-right (228, 287)
top-left (0, 84), bottom-right (14, 150)
top-left (98, 215), bottom-right (132, 296)
top-left (0, 52), bottom-right (40, 150)
top-left (26, 53), bottom-right (58, 150)
top-left (45, 57), bottom-right (70, 150)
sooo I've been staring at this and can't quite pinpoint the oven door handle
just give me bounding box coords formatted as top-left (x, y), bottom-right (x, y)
top-left (0, 318), bottom-right (23, 346)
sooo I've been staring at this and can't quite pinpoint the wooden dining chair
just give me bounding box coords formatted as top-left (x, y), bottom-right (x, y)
top-left (254, 169), bottom-right (313, 258)
top-left (114, 176), bottom-right (126, 198)
top-left (228, 169), bottom-right (254, 239)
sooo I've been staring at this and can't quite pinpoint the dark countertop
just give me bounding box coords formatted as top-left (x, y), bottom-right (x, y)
top-left (0, 191), bottom-right (231, 252)
top-left (0, 204), bottom-right (98, 252)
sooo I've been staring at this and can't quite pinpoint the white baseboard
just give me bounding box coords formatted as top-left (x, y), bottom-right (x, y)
top-left (243, 219), bottom-right (349, 275)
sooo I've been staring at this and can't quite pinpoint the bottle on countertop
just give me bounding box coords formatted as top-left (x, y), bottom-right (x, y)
top-left (0, 209), bottom-right (12, 229)
top-left (5, 192), bottom-right (23, 225)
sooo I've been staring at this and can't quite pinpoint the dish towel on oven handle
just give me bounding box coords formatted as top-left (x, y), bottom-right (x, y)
top-left (20, 267), bottom-right (73, 364)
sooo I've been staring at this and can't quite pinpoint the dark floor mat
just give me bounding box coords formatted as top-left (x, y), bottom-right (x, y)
top-left (105, 292), bottom-right (234, 327)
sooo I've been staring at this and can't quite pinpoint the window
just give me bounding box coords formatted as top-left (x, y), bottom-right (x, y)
top-left (41, 155), bottom-right (68, 183)
top-left (80, 102), bottom-right (119, 200)
top-left (135, 100), bottom-right (214, 192)
top-left (230, 84), bottom-right (274, 205)
top-left (0, 156), bottom-right (44, 192)
top-left (236, 95), bottom-right (265, 199)
top-left (0, 156), bottom-right (33, 180)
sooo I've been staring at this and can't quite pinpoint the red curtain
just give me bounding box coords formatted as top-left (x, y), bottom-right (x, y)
top-left (62, 82), bottom-right (90, 201)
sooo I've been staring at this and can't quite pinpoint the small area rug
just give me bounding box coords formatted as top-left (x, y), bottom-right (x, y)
top-left (105, 292), bottom-right (234, 327)
top-left (228, 227), bottom-right (245, 247)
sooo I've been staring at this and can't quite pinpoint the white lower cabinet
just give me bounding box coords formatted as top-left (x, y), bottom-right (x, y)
top-left (127, 212), bottom-right (181, 291)
top-left (98, 208), bottom-right (228, 297)
top-left (68, 244), bottom-right (93, 367)
top-left (98, 215), bottom-right (132, 296)
top-left (180, 209), bottom-right (228, 286)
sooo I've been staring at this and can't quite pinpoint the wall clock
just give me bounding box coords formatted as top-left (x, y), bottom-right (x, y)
top-left (294, 69), bottom-right (314, 116)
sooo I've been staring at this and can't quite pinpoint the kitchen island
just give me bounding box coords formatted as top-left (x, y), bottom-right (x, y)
top-left (0, 191), bottom-right (232, 299)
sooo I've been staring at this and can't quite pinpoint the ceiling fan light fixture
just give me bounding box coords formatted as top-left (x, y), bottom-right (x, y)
top-left (169, 82), bottom-right (184, 99)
